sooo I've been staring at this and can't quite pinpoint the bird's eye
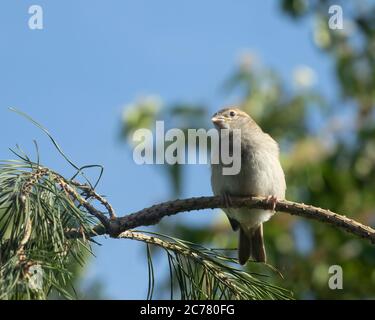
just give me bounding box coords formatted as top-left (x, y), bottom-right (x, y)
top-left (229, 111), bottom-right (236, 117)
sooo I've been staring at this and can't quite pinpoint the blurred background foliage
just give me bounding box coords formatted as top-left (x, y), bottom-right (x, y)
top-left (120, 0), bottom-right (375, 299)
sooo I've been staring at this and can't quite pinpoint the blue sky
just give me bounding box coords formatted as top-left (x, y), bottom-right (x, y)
top-left (0, 1), bottom-right (335, 298)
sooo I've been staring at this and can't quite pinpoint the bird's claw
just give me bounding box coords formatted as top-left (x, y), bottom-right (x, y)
top-left (221, 192), bottom-right (233, 208)
top-left (266, 195), bottom-right (278, 212)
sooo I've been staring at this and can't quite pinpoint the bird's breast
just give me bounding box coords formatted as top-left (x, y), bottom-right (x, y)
top-left (211, 146), bottom-right (285, 199)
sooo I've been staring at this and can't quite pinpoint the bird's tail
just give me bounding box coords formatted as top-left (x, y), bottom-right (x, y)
top-left (238, 224), bottom-right (266, 265)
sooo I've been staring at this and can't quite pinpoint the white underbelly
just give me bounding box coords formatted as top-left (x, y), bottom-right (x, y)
top-left (211, 150), bottom-right (285, 229)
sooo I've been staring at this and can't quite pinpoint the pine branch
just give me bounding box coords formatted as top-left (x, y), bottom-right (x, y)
top-left (2, 154), bottom-right (374, 300)
top-left (116, 230), bottom-right (293, 300)
top-left (70, 180), bottom-right (117, 219)
top-left (65, 196), bottom-right (375, 244)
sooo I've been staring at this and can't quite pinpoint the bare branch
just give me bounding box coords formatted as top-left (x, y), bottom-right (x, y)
top-left (71, 181), bottom-right (117, 219)
top-left (56, 177), bottom-right (110, 229)
top-left (67, 196), bottom-right (375, 244)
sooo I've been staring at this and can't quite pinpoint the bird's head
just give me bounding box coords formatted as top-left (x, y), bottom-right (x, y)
top-left (211, 107), bottom-right (253, 130)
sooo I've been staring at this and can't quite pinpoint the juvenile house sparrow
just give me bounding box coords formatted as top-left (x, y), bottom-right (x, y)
top-left (211, 107), bottom-right (286, 264)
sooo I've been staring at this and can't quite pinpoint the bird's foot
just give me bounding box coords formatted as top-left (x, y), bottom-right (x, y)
top-left (221, 192), bottom-right (233, 208)
top-left (266, 195), bottom-right (278, 212)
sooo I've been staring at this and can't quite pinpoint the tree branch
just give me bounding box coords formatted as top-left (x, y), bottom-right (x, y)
top-left (70, 180), bottom-right (117, 219)
top-left (56, 176), bottom-right (111, 230)
top-left (67, 196), bottom-right (375, 244)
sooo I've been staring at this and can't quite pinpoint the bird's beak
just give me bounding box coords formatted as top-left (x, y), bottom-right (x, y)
top-left (211, 115), bottom-right (226, 126)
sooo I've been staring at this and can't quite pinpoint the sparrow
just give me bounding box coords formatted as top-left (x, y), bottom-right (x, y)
top-left (210, 107), bottom-right (286, 264)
